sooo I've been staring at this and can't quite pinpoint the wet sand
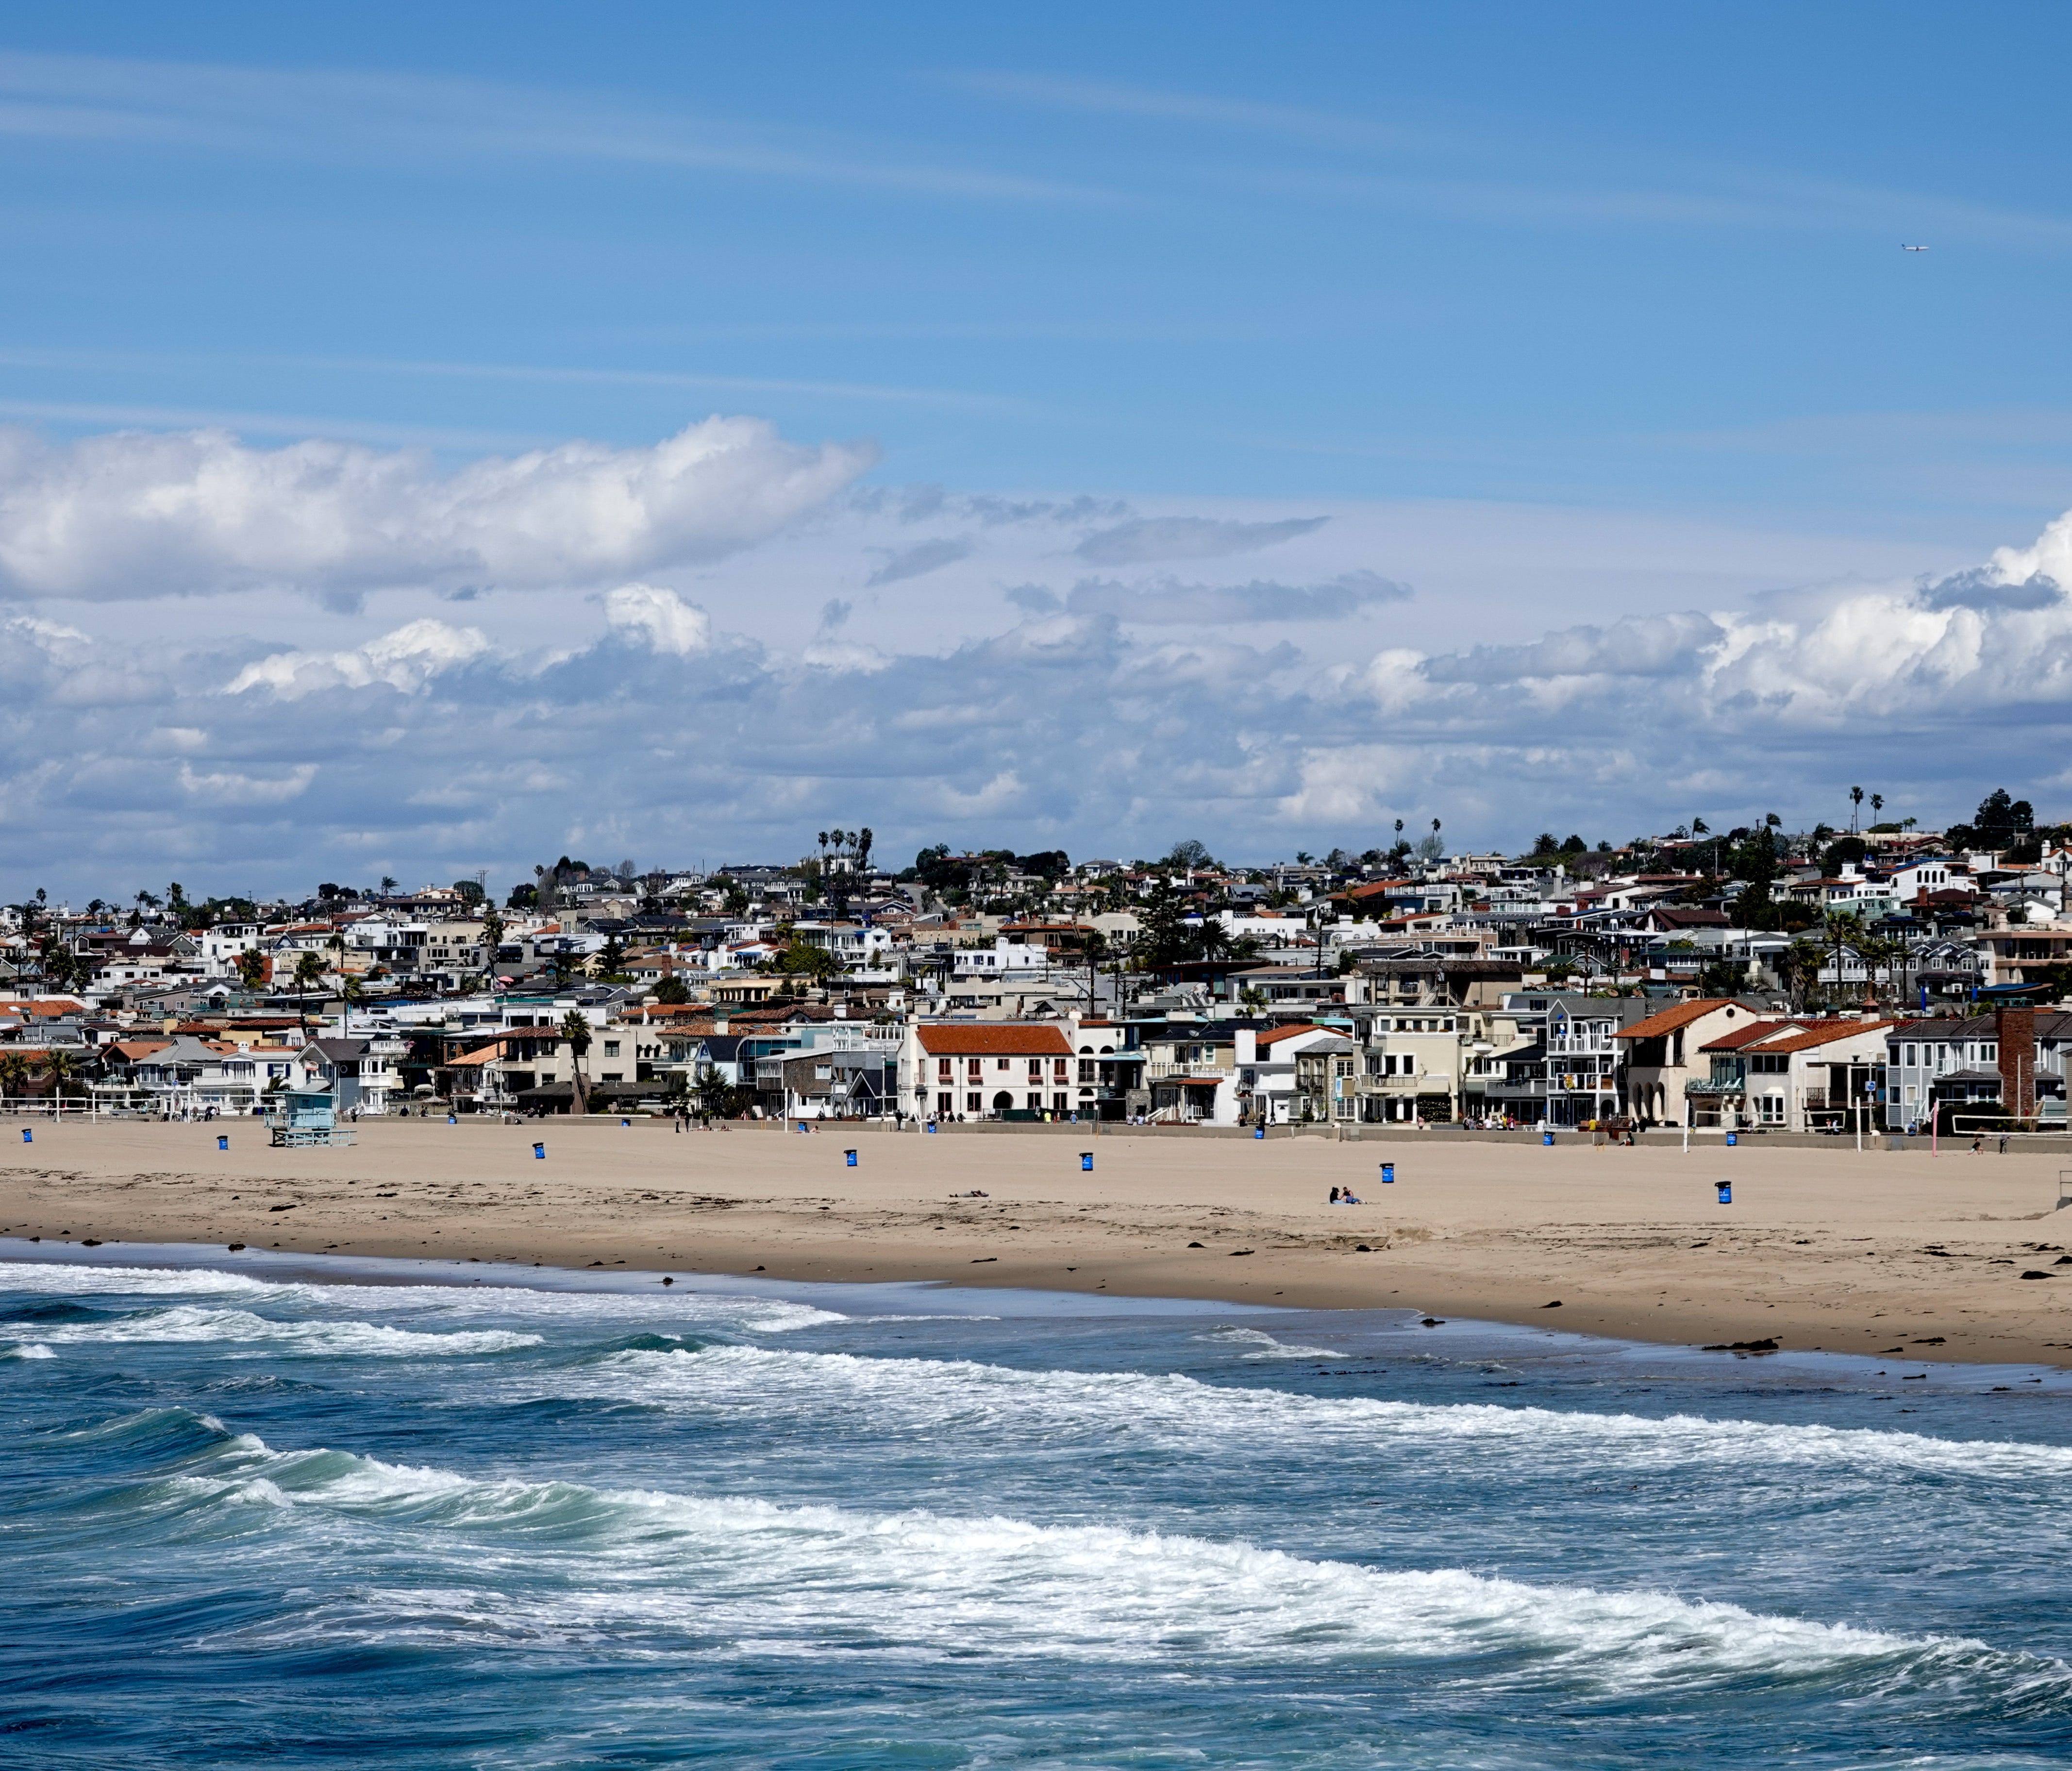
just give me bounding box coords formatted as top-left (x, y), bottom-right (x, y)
top-left (3, 1118), bottom-right (2071, 1365)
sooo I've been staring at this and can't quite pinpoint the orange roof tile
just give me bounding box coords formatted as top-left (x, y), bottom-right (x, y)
top-left (915, 1023), bottom-right (1074, 1055)
top-left (1613, 999), bottom-right (1745, 1040)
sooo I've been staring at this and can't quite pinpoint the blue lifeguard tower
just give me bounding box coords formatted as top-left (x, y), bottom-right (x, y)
top-left (267, 1084), bottom-right (356, 1147)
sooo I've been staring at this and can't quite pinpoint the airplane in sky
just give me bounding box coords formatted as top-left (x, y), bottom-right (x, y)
top-left (1902, 243), bottom-right (1928, 251)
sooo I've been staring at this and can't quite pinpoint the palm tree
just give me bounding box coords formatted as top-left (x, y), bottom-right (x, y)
top-left (1849, 785), bottom-right (1864, 833)
top-left (560, 1010), bottom-right (593, 1115)
top-left (1870, 793), bottom-right (1884, 824)
top-left (856, 827), bottom-right (874, 872)
top-left (816, 831), bottom-right (828, 869)
top-left (234, 948), bottom-right (268, 993)
top-left (41, 1049), bottom-right (81, 1102)
top-left (0, 1052), bottom-right (29, 1102)
top-left (292, 950), bottom-right (327, 1038)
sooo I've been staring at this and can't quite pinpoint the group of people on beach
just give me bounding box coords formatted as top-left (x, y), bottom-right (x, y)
top-left (1327, 1185), bottom-right (1363, 1205)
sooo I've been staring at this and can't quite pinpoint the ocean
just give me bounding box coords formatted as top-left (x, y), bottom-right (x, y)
top-left (3, 1239), bottom-right (2070, 1769)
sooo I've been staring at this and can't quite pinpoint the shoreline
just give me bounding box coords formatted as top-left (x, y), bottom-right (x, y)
top-left (5, 1118), bottom-right (2072, 1367)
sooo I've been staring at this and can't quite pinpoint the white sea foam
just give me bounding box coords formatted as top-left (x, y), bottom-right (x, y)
top-left (1205, 1326), bottom-right (1347, 1360)
top-left (3, 1340), bottom-right (55, 1358)
top-left (0, 1260), bottom-right (845, 1334)
top-left (31, 1303), bottom-right (540, 1357)
top-left (175, 1429), bottom-right (2059, 1698)
top-left (558, 1344), bottom-right (2072, 1482)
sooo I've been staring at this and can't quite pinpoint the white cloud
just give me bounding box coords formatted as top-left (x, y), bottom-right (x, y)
top-left (224, 619), bottom-right (490, 698)
top-left (1074, 514), bottom-right (1329, 565)
top-left (177, 762), bottom-right (317, 804)
top-left (0, 416), bottom-right (873, 601)
top-left (16, 461), bottom-right (2072, 899)
top-left (602, 583), bottom-right (711, 656)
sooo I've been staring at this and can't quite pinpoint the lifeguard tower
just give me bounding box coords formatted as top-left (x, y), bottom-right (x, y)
top-left (267, 1083), bottom-right (356, 1147)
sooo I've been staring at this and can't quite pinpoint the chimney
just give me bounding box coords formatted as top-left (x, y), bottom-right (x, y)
top-left (1996, 1004), bottom-right (2036, 1119)
top-left (1235, 1027), bottom-right (1257, 1065)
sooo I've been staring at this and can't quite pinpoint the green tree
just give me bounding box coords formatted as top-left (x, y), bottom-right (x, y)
top-left (292, 950), bottom-right (327, 1037)
top-left (0, 1052), bottom-right (30, 1100)
top-left (234, 948), bottom-right (269, 992)
top-left (653, 975), bottom-right (689, 1004)
top-left (560, 1011), bottom-right (593, 1115)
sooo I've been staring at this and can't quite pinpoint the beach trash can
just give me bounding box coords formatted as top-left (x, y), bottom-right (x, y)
top-left (845, 1148), bottom-right (858, 1167)
top-left (1380, 1162), bottom-right (1395, 1185)
top-left (1716, 1181), bottom-right (1732, 1205)
top-left (1080, 1151), bottom-right (1094, 1171)
top-left (447, 1114), bottom-right (456, 1125)
top-left (1541, 1130), bottom-right (1554, 1146)
top-left (217, 1135), bottom-right (228, 1151)
top-left (1254, 1126), bottom-right (1265, 1138)
top-left (20, 1128), bottom-right (30, 1143)
top-left (620, 1117), bottom-right (630, 1128)
top-left (926, 1122), bottom-right (937, 1134)
top-left (1725, 1132), bottom-right (1738, 1147)
top-left (533, 1141), bottom-right (545, 1160)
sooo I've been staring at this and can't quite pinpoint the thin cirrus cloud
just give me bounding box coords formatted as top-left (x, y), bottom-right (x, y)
top-left (0, 49), bottom-right (1105, 204)
top-left (1009, 569), bottom-right (1409, 624)
top-left (0, 416), bottom-right (873, 602)
top-left (1073, 515), bottom-right (1329, 565)
top-left (867, 537), bottom-right (975, 585)
top-left (950, 68), bottom-right (2072, 251)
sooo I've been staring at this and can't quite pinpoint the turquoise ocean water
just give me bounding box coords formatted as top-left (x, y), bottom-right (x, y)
top-left (3, 1238), bottom-right (2071, 1768)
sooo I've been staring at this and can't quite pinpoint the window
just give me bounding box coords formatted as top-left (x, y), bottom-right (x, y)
top-left (966, 1092), bottom-right (981, 1115)
top-left (1026, 1092), bottom-right (1042, 1111)
top-left (1983, 1044), bottom-right (1997, 1062)
top-left (1029, 1058), bottom-right (1043, 1081)
top-left (1756, 1094), bottom-right (1786, 1125)
top-left (1904, 1044), bottom-right (1916, 1067)
top-left (937, 1057), bottom-right (952, 1082)
top-left (603, 1041), bottom-right (619, 1057)
top-left (1053, 1092), bottom-right (1068, 1112)
top-left (1053, 1057), bottom-right (1069, 1081)
top-left (968, 1058), bottom-right (983, 1082)
top-left (996, 1057), bottom-right (1011, 1071)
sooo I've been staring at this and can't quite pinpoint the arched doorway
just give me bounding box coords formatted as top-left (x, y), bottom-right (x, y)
top-left (991, 1091), bottom-right (1014, 1113)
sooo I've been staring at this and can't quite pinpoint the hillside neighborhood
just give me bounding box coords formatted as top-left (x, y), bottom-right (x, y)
top-left (6, 795), bottom-right (2072, 1136)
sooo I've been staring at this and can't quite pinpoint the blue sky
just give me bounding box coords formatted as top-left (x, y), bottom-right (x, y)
top-left (4, 4), bottom-right (2072, 899)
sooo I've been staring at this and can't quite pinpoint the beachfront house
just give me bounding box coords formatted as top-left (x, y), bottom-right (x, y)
top-left (1614, 998), bottom-right (1770, 1127)
top-left (898, 1021), bottom-right (1077, 1120)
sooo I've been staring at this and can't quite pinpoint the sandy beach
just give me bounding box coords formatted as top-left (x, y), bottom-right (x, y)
top-left (3, 1117), bottom-right (2071, 1365)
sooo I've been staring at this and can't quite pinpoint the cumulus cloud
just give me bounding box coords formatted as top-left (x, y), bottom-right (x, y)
top-left (224, 619), bottom-right (490, 698)
top-left (14, 477), bottom-right (2072, 898)
top-left (1066, 568), bottom-right (1410, 624)
top-left (602, 583), bottom-right (711, 655)
top-left (0, 416), bottom-right (873, 601)
top-left (1073, 514), bottom-right (1328, 564)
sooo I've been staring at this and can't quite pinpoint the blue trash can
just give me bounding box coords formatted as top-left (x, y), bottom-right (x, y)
top-left (533, 1142), bottom-right (546, 1160)
top-left (1542, 1130), bottom-right (1554, 1146)
top-left (845, 1148), bottom-right (858, 1167)
top-left (1254, 1126), bottom-right (1265, 1139)
top-left (1716, 1181), bottom-right (1732, 1205)
top-left (1380, 1162), bottom-right (1395, 1185)
top-left (217, 1135), bottom-right (228, 1151)
top-left (620, 1118), bottom-right (630, 1128)
top-left (1725, 1132), bottom-right (1738, 1148)
top-left (448, 1114), bottom-right (456, 1125)
top-left (926, 1122), bottom-right (937, 1134)
top-left (20, 1128), bottom-right (29, 1144)
top-left (1080, 1151), bottom-right (1094, 1171)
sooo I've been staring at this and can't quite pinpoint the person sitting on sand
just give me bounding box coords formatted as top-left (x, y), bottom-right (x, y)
top-left (1342, 1189), bottom-right (1361, 1205)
